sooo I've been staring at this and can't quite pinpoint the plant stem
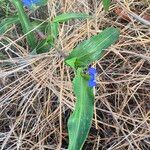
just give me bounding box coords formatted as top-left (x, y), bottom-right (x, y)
top-left (12, 0), bottom-right (37, 49)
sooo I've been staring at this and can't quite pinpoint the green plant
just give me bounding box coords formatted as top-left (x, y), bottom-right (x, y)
top-left (12, 0), bottom-right (37, 49)
top-left (0, 0), bottom-right (90, 54)
top-left (102, 0), bottom-right (111, 11)
top-left (65, 27), bottom-right (120, 149)
top-left (0, 1), bottom-right (120, 149)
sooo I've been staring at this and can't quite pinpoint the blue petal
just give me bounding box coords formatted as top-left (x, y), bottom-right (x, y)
top-left (22, 0), bottom-right (43, 7)
top-left (88, 80), bottom-right (96, 87)
top-left (88, 67), bottom-right (97, 75)
top-left (22, 0), bottom-right (32, 7)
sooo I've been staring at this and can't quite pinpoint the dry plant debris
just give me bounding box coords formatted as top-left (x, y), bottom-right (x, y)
top-left (0, 0), bottom-right (150, 149)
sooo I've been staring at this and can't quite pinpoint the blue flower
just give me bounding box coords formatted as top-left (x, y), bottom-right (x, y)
top-left (22, 0), bottom-right (44, 7)
top-left (88, 67), bottom-right (97, 87)
top-left (88, 80), bottom-right (96, 87)
top-left (88, 67), bottom-right (97, 75)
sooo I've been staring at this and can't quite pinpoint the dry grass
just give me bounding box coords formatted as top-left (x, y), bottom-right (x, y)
top-left (0, 0), bottom-right (150, 149)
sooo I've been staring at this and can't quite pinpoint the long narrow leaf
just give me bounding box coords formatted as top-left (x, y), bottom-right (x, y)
top-left (0, 16), bottom-right (19, 34)
top-left (35, 36), bottom-right (53, 54)
top-left (68, 68), bottom-right (94, 150)
top-left (65, 27), bottom-right (119, 68)
top-left (12, 0), bottom-right (37, 49)
top-left (102, 0), bottom-right (111, 11)
top-left (50, 22), bottom-right (59, 39)
top-left (53, 12), bottom-right (90, 23)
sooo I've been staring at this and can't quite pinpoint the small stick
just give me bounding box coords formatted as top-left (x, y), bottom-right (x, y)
top-left (115, 0), bottom-right (150, 26)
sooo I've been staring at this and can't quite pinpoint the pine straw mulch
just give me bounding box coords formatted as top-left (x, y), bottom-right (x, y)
top-left (0, 0), bottom-right (150, 149)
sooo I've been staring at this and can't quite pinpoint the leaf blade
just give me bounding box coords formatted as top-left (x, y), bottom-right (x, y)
top-left (102, 0), bottom-right (111, 11)
top-left (65, 27), bottom-right (120, 68)
top-left (12, 0), bottom-right (37, 49)
top-left (0, 16), bottom-right (19, 34)
top-left (68, 68), bottom-right (94, 150)
top-left (53, 12), bottom-right (90, 23)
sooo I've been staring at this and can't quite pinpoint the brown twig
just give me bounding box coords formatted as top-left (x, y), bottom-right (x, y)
top-left (115, 0), bottom-right (150, 26)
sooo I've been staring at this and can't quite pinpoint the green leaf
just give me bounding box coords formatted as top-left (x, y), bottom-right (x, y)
top-left (34, 36), bottom-right (53, 54)
top-left (31, 21), bottom-right (48, 33)
top-left (102, 0), bottom-right (111, 11)
top-left (50, 22), bottom-right (59, 40)
top-left (68, 68), bottom-right (94, 150)
top-left (12, 0), bottom-right (37, 49)
top-left (53, 12), bottom-right (90, 23)
top-left (0, 16), bottom-right (19, 34)
top-left (65, 27), bottom-right (120, 68)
